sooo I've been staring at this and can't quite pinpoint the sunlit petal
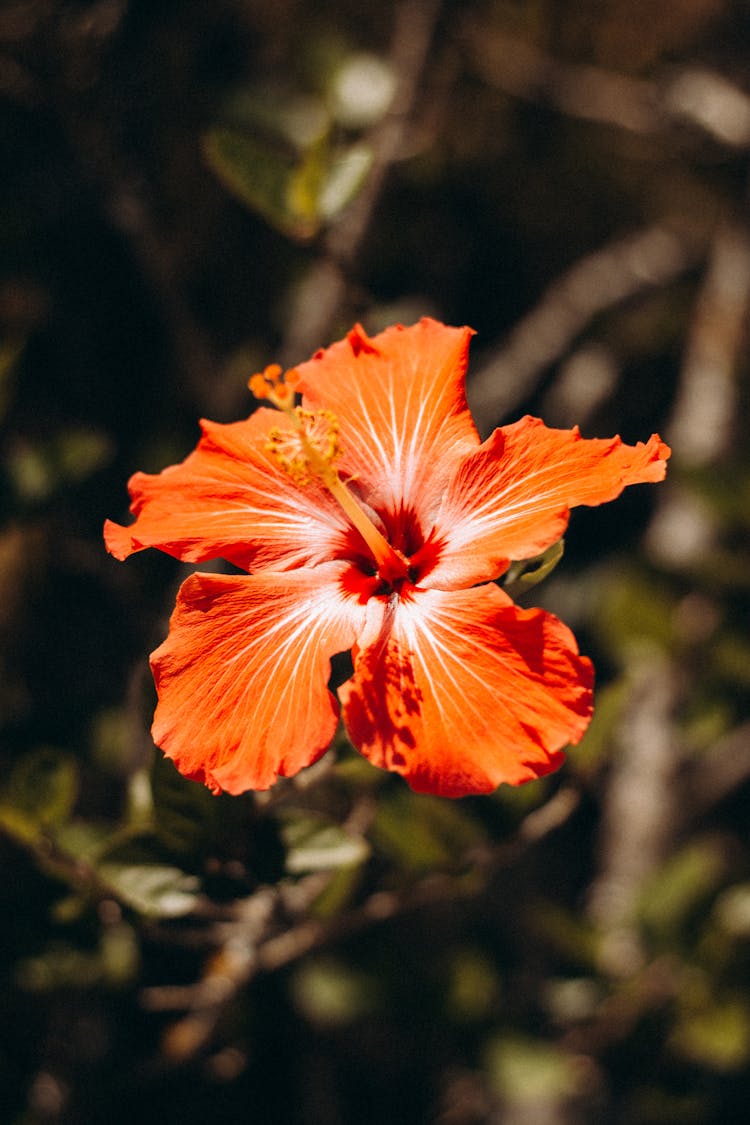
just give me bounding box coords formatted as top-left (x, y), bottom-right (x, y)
top-left (427, 417), bottom-right (670, 588)
top-left (150, 563), bottom-right (364, 794)
top-left (294, 318), bottom-right (480, 521)
top-left (340, 582), bottom-right (593, 797)
top-left (104, 409), bottom-right (352, 571)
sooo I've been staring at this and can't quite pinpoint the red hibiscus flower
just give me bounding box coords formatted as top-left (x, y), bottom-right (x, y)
top-left (104, 319), bottom-right (669, 797)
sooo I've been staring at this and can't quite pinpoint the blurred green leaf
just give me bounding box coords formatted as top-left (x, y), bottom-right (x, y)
top-left (15, 922), bottom-right (139, 992)
top-left (89, 706), bottom-right (138, 777)
top-left (291, 956), bottom-right (377, 1027)
top-left (16, 942), bottom-right (106, 992)
top-left (483, 1035), bottom-right (580, 1102)
top-left (0, 802), bottom-right (40, 845)
top-left (671, 997), bottom-right (750, 1072)
top-left (543, 977), bottom-right (602, 1024)
top-left (280, 811), bottom-right (370, 874)
top-left (4, 427), bottom-right (112, 504)
top-left (318, 143), bottom-right (373, 220)
top-left (98, 921), bottom-right (141, 987)
top-left (55, 819), bottom-right (122, 862)
top-left (531, 903), bottom-right (599, 968)
top-left (2, 747), bottom-right (78, 830)
top-left (503, 538), bottom-right (565, 598)
top-left (4, 439), bottom-right (52, 503)
top-left (97, 862), bottom-right (200, 918)
top-left (203, 127), bottom-right (372, 239)
top-left (713, 632), bottom-right (750, 689)
top-left (203, 128), bottom-right (322, 240)
top-left (639, 838), bottom-right (728, 944)
top-left (55, 427), bottom-right (113, 483)
top-left (150, 753), bottom-right (233, 858)
top-left (220, 88), bottom-right (328, 148)
top-left (445, 948), bottom-right (501, 1022)
top-left (598, 566), bottom-right (677, 659)
top-left (308, 859), bottom-right (364, 919)
top-left (630, 1086), bottom-right (709, 1124)
top-left (713, 883), bottom-right (750, 939)
top-left (286, 134), bottom-right (328, 232)
top-left (372, 791), bottom-right (486, 874)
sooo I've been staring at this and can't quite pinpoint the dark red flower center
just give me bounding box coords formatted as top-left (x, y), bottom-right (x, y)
top-left (341, 508), bottom-right (444, 603)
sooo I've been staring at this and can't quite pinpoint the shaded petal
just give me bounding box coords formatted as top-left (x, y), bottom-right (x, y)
top-left (150, 563), bottom-right (363, 794)
top-left (339, 583), bottom-right (593, 797)
top-left (294, 318), bottom-right (480, 522)
top-left (428, 417), bottom-right (670, 588)
top-left (104, 409), bottom-right (351, 571)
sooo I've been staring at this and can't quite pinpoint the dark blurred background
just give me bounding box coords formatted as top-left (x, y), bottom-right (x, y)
top-left (2, 1), bottom-right (750, 1122)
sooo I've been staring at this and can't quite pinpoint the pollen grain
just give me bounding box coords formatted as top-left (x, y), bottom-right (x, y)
top-left (265, 408), bottom-right (341, 486)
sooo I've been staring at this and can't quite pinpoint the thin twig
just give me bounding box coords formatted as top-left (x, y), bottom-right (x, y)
top-left (462, 20), bottom-right (663, 137)
top-left (462, 21), bottom-right (750, 150)
top-left (278, 0), bottom-right (443, 365)
top-left (143, 785), bottom-right (580, 1064)
top-left (468, 223), bottom-right (703, 432)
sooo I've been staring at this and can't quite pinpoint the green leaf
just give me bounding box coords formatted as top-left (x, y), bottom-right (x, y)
top-left (150, 753), bottom-right (237, 858)
top-left (372, 791), bottom-right (486, 875)
top-left (55, 819), bottom-right (122, 862)
top-left (202, 128), bottom-right (322, 240)
top-left (713, 883), bottom-right (750, 939)
top-left (280, 811), bottom-right (370, 874)
top-left (291, 957), bottom-right (377, 1027)
top-left (0, 803), bottom-right (40, 845)
top-left (598, 565), bottom-right (677, 658)
top-left (203, 128), bottom-right (372, 239)
top-left (55, 427), bottom-right (113, 483)
top-left (503, 539), bottom-right (565, 598)
top-left (445, 948), bottom-right (501, 1022)
top-left (2, 747), bottom-right (78, 829)
top-left (98, 921), bottom-right (141, 987)
top-left (639, 839), bottom-right (728, 943)
top-left (671, 999), bottom-right (750, 1072)
top-left (530, 903), bottom-right (598, 968)
top-left (97, 862), bottom-right (200, 918)
top-left (318, 143), bottom-right (373, 220)
top-left (15, 923), bottom-right (140, 991)
top-left (483, 1035), bottom-right (580, 1102)
top-left (308, 860), bottom-right (364, 919)
top-left (4, 428), bottom-right (112, 504)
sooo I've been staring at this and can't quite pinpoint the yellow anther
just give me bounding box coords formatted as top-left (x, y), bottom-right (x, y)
top-left (248, 372), bottom-right (270, 399)
top-left (248, 363), bottom-right (298, 410)
top-left (265, 408), bottom-right (341, 486)
top-left (252, 356), bottom-right (408, 580)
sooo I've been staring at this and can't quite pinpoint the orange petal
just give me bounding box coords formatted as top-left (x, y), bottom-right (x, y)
top-left (104, 408), bottom-right (352, 571)
top-left (150, 563), bottom-right (363, 794)
top-left (339, 583), bottom-right (593, 797)
top-left (293, 318), bottom-right (480, 521)
top-left (428, 417), bottom-right (671, 588)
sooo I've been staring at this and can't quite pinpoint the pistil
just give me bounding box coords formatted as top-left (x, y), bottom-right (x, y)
top-left (250, 364), bottom-right (408, 581)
